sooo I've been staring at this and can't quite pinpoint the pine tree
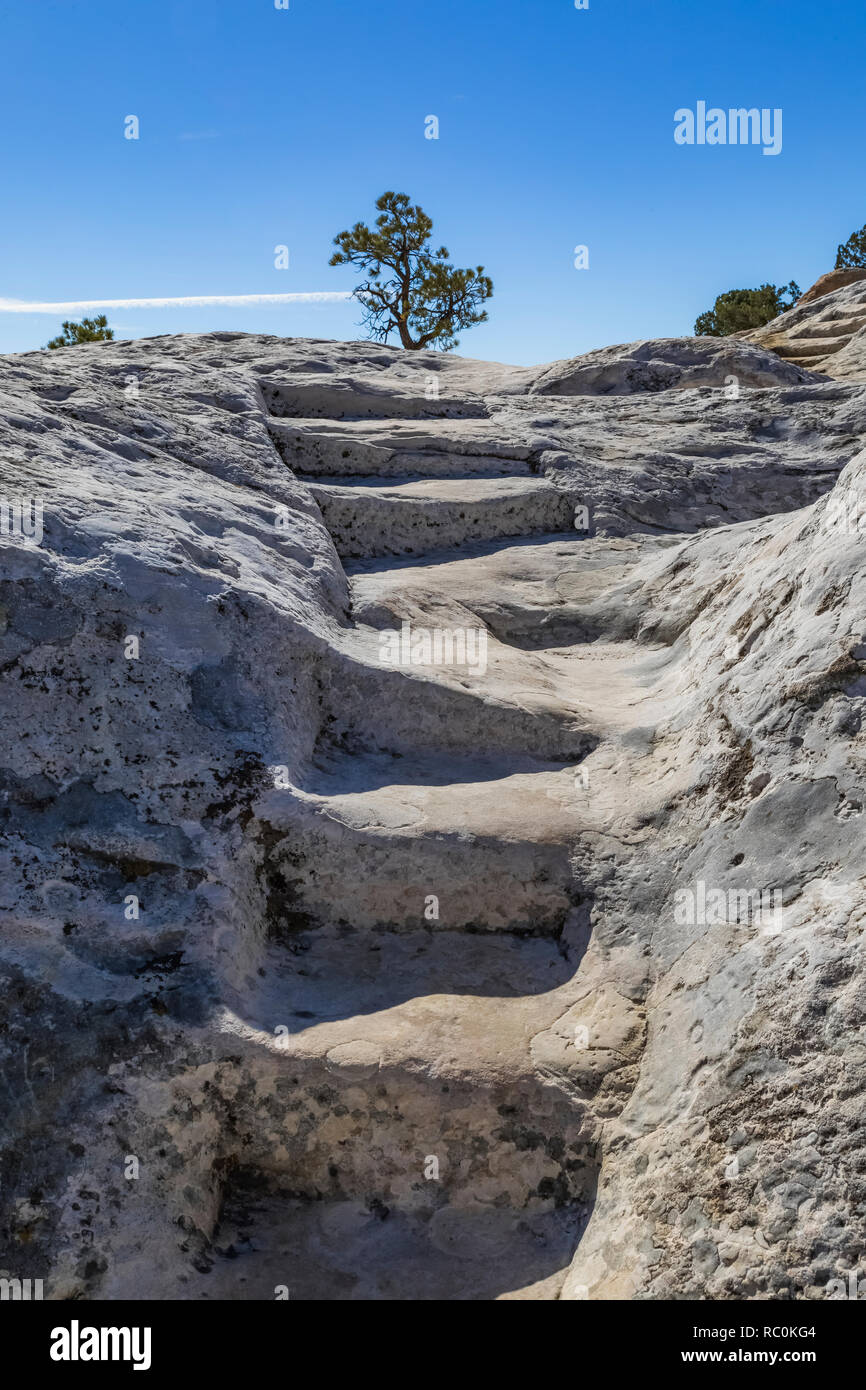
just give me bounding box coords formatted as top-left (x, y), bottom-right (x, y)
top-left (835, 225), bottom-right (866, 270)
top-left (46, 315), bottom-right (115, 349)
top-left (694, 283), bottom-right (801, 337)
top-left (330, 192), bottom-right (493, 350)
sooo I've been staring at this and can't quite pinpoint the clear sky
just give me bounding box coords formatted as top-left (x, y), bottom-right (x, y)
top-left (1, 0), bottom-right (863, 365)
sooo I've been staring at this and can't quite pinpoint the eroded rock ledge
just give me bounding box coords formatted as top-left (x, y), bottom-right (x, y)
top-left (0, 318), bottom-right (864, 1300)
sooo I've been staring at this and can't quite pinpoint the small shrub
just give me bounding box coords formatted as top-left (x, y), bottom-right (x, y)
top-left (694, 283), bottom-right (801, 337)
top-left (46, 315), bottom-right (115, 349)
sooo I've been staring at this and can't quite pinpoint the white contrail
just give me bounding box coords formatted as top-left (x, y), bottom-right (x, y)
top-left (0, 292), bottom-right (353, 314)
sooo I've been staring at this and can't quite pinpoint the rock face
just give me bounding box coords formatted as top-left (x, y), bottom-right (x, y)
top-left (797, 269), bottom-right (866, 307)
top-left (746, 273), bottom-right (866, 378)
top-left (524, 335), bottom-right (822, 395)
top-left (1, 330), bottom-right (865, 1301)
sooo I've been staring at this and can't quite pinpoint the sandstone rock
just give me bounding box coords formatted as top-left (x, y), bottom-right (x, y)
top-left (0, 330), bottom-right (864, 1301)
top-left (524, 335), bottom-right (822, 395)
top-left (797, 268), bottom-right (866, 306)
top-left (745, 275), bottom-right (866, 380)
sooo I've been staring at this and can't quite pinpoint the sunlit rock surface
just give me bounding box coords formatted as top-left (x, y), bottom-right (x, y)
top-left (0, 330), bottom-right (864, 1300)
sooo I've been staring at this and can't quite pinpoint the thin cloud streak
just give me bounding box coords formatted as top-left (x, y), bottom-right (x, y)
top-left (0, 292), bottom-right (353, 314)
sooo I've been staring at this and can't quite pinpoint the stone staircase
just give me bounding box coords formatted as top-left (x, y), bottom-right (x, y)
top-left (268, 416), bottom-right (575, 558)
top-left (8, 331), bottom-right (864, 1304)
top-left (763, 310), bottom-right (866, 371)
top-left (180, 384), bottom-right (664, 1299)
top-left (746, 270), bottom-right (866, 374)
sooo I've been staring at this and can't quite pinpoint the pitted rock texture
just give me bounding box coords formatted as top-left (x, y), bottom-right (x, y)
top-left (0, 330), bottom-right (865, 1301)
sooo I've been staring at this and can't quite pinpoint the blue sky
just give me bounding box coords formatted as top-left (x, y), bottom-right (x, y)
top-left (1, 0), bottom-right (863, 364)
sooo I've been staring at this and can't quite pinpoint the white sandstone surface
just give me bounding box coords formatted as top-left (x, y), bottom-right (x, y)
top-left (0, 324), bottom-right (864, 1300)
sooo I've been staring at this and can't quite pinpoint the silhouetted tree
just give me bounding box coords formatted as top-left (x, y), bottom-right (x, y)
top-left (330, 192), bottom-right (493, 350)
